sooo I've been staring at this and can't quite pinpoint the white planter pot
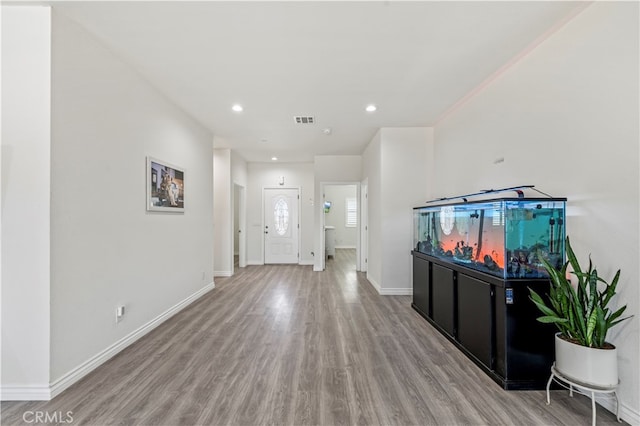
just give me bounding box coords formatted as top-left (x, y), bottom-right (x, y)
top-left (555, 333), bottom-right (618, 388)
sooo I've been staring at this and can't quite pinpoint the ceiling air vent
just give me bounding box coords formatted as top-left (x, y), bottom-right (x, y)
top-left (294, 116), bottom-right (315, 124)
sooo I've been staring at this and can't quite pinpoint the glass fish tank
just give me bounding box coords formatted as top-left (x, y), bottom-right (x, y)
top-left (413, 198), bottom-right (567, 279)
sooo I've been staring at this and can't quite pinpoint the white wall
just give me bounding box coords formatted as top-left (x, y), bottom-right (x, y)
top-left (380, 128), bottom-right (433, 294)
top-left (231, 150), bottom-right (248, 187)
top-left (246, 162), bottom-right (314, 265)
top-left (1, 6), bottom-right (52, 399)
top-left (213, 148), bottom-right (232, 276)
top-left (434, 2), bottom-right (639, 421)
top-left (50, 9), bottom-right (214, 387)
top-left (324, 185), bottom-right (357, 248)
top-left (361, 128), bottom-right (433, 294)
top-left (314, 155), bottom-right (363, 181)
top-left (231, 151), bottom-right (247, 265)
top-left (313, 155), bottom-right (362, 271)
top-left (214, 148), bottom-right (247, 273)
top-left (362, 133), bottom-right (382, 289)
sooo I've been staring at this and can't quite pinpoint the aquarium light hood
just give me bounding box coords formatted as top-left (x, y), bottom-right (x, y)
top-left (425, 185), bottom-right (558, 205)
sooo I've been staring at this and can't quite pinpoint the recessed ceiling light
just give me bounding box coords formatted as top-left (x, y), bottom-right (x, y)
top-left (365, 104), bottom-right (377, 112)
top-left (271, 156), bottom-right (278, 161)
top-left (232, 104), bottom-right (243, 112)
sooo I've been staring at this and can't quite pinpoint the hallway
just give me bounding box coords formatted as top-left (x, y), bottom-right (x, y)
top-left (1, 254), bottom-right (621, 425)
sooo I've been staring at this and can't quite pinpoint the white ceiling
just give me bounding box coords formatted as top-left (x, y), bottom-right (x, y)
top-left (55, 1), bottom-right (582, 163)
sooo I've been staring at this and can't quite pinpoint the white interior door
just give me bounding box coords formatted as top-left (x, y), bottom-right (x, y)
top-left (360, 181), bottom-right (368, 272)
top-left (264, 188), bottom-right (299, 264)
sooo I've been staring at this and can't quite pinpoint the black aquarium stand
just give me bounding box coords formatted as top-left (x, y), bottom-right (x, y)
top-left (411, 250), bottom-right (555, 390)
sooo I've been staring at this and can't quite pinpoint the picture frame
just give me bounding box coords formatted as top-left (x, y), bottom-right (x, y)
top-left (146, 156), bottom-right (185, 213)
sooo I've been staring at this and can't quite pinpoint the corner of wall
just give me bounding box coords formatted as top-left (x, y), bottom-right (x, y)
top-left (1, 4), bottom-right (52, 396)
top-left (366, 275), bottom-right (381, 294)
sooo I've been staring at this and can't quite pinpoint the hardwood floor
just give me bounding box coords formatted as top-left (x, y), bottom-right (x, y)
top-left (2, 249), bottom-right (623, 425)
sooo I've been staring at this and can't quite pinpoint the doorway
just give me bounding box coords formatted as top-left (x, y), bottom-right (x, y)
top-left (263, 187), bottom-right (300, 264)
top-left (322, 183), bottom-right (359, 272)
top-left (360, 179), bottom-right (368, 273)
top-left (233, 183), bottom-right (246, 272)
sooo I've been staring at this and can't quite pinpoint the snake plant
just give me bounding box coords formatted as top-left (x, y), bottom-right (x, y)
top-left (529, 236), bottom-right (631, 348)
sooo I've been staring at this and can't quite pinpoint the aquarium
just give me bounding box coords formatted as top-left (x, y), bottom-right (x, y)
top-left (413, 198), bottom-right (566, 279)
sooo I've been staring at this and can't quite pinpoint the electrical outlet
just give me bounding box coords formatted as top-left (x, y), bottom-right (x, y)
top-left (116, 305), bottom-right (125, 323)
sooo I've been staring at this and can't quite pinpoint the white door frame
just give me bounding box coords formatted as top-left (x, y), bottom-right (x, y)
top-left (320, 182), bottom-right (361, 271)
top-left (262, 187), bottom-right (301, 264)
top-left (233, 183), bottom-right (247, 270)
top-left (360, 179), bottom-right (368, 273)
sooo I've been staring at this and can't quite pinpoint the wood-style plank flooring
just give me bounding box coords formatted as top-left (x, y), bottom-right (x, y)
top-left (2, 249), bottom-right (623, 425)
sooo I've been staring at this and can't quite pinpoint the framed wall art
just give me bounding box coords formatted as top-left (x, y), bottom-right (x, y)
top-left (147, 156), bottom-right (185, 213)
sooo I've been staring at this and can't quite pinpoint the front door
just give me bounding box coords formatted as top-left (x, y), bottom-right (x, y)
top-left (264, 188), bottom-right (299, 264)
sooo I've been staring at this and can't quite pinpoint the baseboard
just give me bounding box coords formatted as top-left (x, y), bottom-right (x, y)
top-left (378, 287), bottom-right (412, 296)
top-left (335, 245), bottom-right (356, 249)
top-left (366, 276), bottom-right (381, 294)
top-left (247, 260), bottom-right (264, 266)
top-left (214, 270), bottom-right (233, 277)
top-left (597, 394), bottom-right (640, 425)
top-left (298, 260), bottom-right (314, 266)
top-left (0, 385), bottom-right (51, 401)
top-left (364, 277), bottom-right (411, 296)
top-left (47, 282), bottom-right (215, 400)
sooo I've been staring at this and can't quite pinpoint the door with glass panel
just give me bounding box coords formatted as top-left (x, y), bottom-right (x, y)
top-left (264, 188), bottom-right (299, 264)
